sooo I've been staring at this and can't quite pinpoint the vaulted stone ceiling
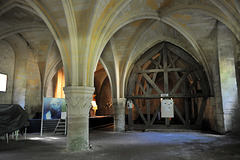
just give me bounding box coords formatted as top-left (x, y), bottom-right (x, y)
top-left (0, 0), bottom-right (239, 98)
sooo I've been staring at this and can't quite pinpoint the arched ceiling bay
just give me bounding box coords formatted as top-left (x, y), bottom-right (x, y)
top-left (0, 0), bottom-right (60, 85)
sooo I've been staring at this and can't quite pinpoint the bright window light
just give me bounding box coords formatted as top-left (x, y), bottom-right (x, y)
top-left (0, 73), bottom-right (7, 92)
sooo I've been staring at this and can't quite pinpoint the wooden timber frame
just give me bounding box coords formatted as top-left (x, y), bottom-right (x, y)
top-left (126, 42), bottom-right (210, 130)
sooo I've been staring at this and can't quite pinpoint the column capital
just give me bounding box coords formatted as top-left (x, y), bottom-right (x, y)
top-left (63, 86), bottom-right (95, 115)
top-left (63, 86), bottom-right (95, 94)
top-left (112, 98), bottom-right (126, 104)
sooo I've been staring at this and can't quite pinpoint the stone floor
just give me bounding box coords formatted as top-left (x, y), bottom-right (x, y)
top-left (1, 126), bottom-right (240, 160)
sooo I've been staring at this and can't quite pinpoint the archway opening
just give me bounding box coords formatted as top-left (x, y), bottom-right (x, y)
top-left (126, 42), bottom-right (210, 130)
top-left (94, 62), bottom-right (112, 117)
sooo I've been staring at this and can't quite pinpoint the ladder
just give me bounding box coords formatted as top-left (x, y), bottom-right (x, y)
top-left (54, 119), bottom-right (67, 135)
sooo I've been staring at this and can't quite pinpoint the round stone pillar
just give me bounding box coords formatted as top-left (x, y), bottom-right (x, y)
top-left (113, 98), bottom-right (126, 132)
top-left (63, 86), bottom-right (94, 151)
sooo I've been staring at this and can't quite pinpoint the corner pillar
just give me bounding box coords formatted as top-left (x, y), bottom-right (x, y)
top-left (63, 86), bottom-right (94, 151)
top-left (112, 98), bottom-right (126, 132)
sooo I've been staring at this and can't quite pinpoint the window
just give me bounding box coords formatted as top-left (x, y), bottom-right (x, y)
top-left (0, 73), bottom-right (7, 92)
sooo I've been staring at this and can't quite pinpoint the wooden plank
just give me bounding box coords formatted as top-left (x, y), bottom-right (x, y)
top-left (170, 71), bottom-right (190, 95)
top-left (142, 73), bottom-right (163, 95)
top-left (132, 99), bottom-right (148, 125)
top-left (174, 104), bottom-right (186, 125)
top-left (195, 97), bottom-right (208, 125)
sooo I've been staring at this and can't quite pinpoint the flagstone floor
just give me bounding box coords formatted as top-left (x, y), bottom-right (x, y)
top-left (1, 127), bottom-right (240, 160)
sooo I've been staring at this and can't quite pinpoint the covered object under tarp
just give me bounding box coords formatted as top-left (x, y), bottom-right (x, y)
top-left (0, 104), bottom-right (29, 136)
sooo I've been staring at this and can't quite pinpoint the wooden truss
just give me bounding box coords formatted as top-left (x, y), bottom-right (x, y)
top-left (126, 42), bottom-right (210, 130)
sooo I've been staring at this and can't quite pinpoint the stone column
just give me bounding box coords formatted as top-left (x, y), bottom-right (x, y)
top-left (217, 22), bottom-right (240, 133)
top-left (112, 98), bottom-right (126, 132)
top-left (63, 86), bottom-right (94, 151)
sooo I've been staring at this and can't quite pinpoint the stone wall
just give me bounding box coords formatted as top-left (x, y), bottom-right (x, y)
top-left (0, 40), bottom-right (15, 104)
top-left (97, 77), bottom-right (112, 115)
top-left (25, 52), bottom-right (42, 118)
top-left (46, 72), bottom-right (58, 98)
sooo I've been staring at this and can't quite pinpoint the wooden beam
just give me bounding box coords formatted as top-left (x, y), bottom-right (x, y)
top-left (163, 47), bottom-right (168, 93)
top-left (166, 43), bottom-right (199, 67)
top-left (174, 104), bottom-right (186, 125)
top-left (157, 52), bottom-right (163, 69)
top-left (189, 78), bottom-right (198, 92)
top-left (138, 68), bottom-right (194, 73)
top-left (142, 73), bottom-right (163, 95)
top-left (167, 56), bottom-right (179, 68)
top-left (148, 65), bottom-right (159, 95)
top-left (195, 97), bottom-right (208, 125)
top-left (126, 93), bottom-right (210, 99)
top-left (170, 71), bottom-right (190, 95)
top-left (132, 99), bottom-right (148, 125)
top-left (183, 81), bottom-right (189, 125)
top-left (150, 58), bottom-right (158, 67)
top-left (136, 80), bottom-right (148, 95)
top-left (150, 104), bottom-right (161, 125)
top-left (137, 43), bottom-right (164, 67)
top-left (147, 99), bottom-right (150, 125)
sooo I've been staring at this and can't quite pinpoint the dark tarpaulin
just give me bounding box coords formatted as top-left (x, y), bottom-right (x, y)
top-left (0, 104), bottom-right (29, 135)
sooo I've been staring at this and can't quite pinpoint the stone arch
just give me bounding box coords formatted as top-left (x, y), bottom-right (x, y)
top-left (126, 42), bottom-right (211, 130)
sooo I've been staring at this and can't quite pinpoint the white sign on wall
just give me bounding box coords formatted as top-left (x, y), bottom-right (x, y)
top-left (161, 99), bottom-right (174, 118)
